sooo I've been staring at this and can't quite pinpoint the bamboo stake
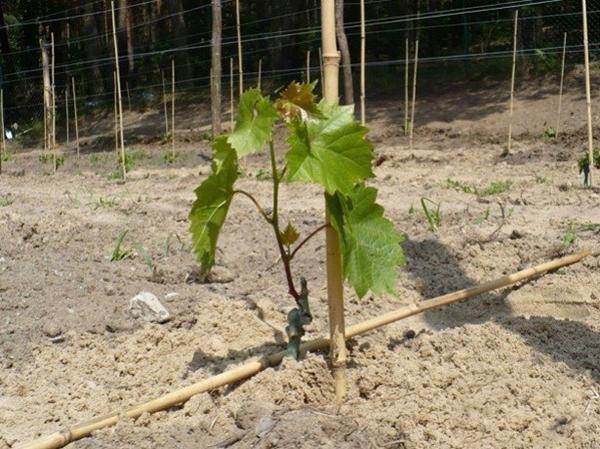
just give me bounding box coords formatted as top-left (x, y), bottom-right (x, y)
top-left (65, 88), bottom-right (70, 146)
top-left (582, 0), bottom-right (594, 186)
top-left (113, 71), bottom-right (119, 159)
top-left (409, 40), bottom-right (419, 151)
top-left (505, 10), bottom-right (518, 157)
top-left (126, 81), bottom-right (132, 111)
top-left (161, 70), bottom-right (169, 137)
top-left (360, 0), bottom-right (366, 125)
top-left (321, 0), bottom-right (347, 404)
top-left (235, 0), bottom-right (243, 95)
top-left (0, 88), bottom-right (4, 174)
top-left (72, 77), bottom-right (80, 161)
top-left (230, 57), bottom-right (234, 130)
top-left (306, 50), bottom-right (311, 83)
top-left (51, 32), bottom-right (56, 174)
top-left (404, 38), bottom-right (409, 135)
top-left (556, 33), bottom-right (567, 138)
top-left (17, 250), bottom-right (593, 449)
top-left (318, 47), bottom-right (324, 92)
top-left (111, 0), bottom-right (126, 179)
top-left (257, 58), bottom-right (262, 90)
top-left (43, 99), bottom-right (47, 155)
top-left (171, 58), bottom-right (176, 160)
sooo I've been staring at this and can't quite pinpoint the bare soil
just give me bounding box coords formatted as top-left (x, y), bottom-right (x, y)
top-left (1, 81), bottom-right (599, 449)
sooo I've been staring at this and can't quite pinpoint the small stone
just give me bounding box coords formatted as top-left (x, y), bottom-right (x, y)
top-left (104, 285), bottom-right (116, 296)
top-left (164, 292), bottom-right (179, 301)
top-left (509, 230), bottom-right (523, 240)
top-left (404, 329), bottom-right (416, 339)
top-left (42, 324), bottom-right (62, 338)
top-left (128, 292), bottom-right (171, 323)
top-left (49, 335), bottom-right (65, 344)
top-left (255, 416), bottom-right (276, 438)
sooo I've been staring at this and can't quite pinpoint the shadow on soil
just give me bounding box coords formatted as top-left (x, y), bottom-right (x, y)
top-left (403, 236), bottom-right (600, 384)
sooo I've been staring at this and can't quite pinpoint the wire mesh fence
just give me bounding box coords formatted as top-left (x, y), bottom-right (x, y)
top-left (0, 0), bottom-right (597, 150)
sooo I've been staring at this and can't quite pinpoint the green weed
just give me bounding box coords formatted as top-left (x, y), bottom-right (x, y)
top-left (421, 197), bottom-right (441, 232)
top-left (111, 229), bottom-right (133, 261)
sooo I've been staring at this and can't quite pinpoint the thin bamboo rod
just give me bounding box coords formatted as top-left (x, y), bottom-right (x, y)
top-left (258, 58), bottom-right (262, 90)
top-left (318, 47), bottom-right (324, 92)
top-left (51, 32), bottom-right (56, 174)
top-left (321, 0), bottom-right (347, 404)
top-left (582, 0), bottom-right (594, 186)
top-left (18, 250), bottom-right (593, 449)
top-left (409, 40), bottom-right (419, 151)
top-left (230, 57), bottom-right (234, 130)
top-left (556, 33), bottom-right (567, 138)
top-left (126, 81), bottom-right (131, 111)
top-left (161, 70), bottom-right (169, 137)
top-left (72, 77), bottom-right (80, 161)
top-left (65, 87), bottom-right (70, 146)
top-left (171, 58), bottom-right (176, 159)
top-left (404, 38), bottom-right (409, 135)
top-left (360, 0), bottom-right (366, 125)
top-left (113, 71), bottom-right (119, 159)
top-left (111, 0), bottom-right (126, 180)
top-left (306, 50), bottom-right (311, 83)
top-left (0, 88), bottom-right (4, 175)
top-left (506, 10), bottom-right (518, 157)
top-left (235, 0), bottom-right (243, 95)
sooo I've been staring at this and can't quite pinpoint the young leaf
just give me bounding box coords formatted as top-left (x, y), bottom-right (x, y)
top-left (280, 222), bottom-right (300, 246)
top-left (275, 81), bottom-right (324, 121)
top-left (326, 185), bottom-right (405, 298)
top-left (227, 88), bottom-right (278, 157)
top-left (287, 101), bottom-right (374, 195)
top-left (189, 137), bottom-right (239, 272)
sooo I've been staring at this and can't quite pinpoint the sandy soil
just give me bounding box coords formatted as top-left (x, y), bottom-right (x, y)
top-left (1, 80), bottom-right (599, 449)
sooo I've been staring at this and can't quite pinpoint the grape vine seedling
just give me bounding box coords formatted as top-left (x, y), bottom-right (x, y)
top-left (189, 82), bottom-right (405, 358)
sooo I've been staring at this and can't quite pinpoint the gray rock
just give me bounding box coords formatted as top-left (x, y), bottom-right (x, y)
top-left (128, 292), bottom-right (171, 323)
top-left (255, 416), bottom-right (276, 437)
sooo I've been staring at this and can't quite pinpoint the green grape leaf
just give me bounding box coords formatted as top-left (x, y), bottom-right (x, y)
top-left (280, 222), bottom-right (300, 246)
top-left (189, 136), bottom-right (239, 273)
top-left (326, 185), bottom-right (405, 298)
top-left (275, 81), bottom-right (324, 121)
top-left (227, 88), bottom-right (278, 157)
top-left (287, 101), bottom-right (374, 195)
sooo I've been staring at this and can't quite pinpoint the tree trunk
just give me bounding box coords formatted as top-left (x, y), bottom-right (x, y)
top-left (81, 1), bottom-right (105, 94)
top-left (41, 39), bottom-right (52, 151)
top-left (169, 0), bottom-right (191, 83)
top-left (335, 0), bottom-right (354, 105)
top-left (211, 0), bottom-right (222, 136)
top-left (118, 0), bottom-right (134, 73)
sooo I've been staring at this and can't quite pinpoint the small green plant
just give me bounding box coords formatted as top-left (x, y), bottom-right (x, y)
top-left (1, 149), bottom-right (12, 162)
top-left (55, 156), bottom-right (65, 169)
top-left (189, 82), bottom-right (405, 359)
top-left (420, 197), bottom-right (441, 232)
top-left (163, 151), bottom-right (178, 164)
top-left (562, 231), bottom-right (577, 247)
top-left (446, 178), bottom-right (477, 194)
top-left (164, 233), bottom-right (185, 256)
top-left (480, 180), bottom-right (512, 196)
top-left (0, 196), bottom-right (14, 207)
top-left (255, 168), bottom-right (271, 181)
top-left (447, 178), bottom-right (512, 196)
top-left (94, 196), bottom-right (119, 209)
top-left (543, 127), bottom-right (557, 139)
top-left (579, 149), bottom-right (600, 187)
top-left (38, 153), bottom-right (50, 164)
top-left (111, 229), bottom-right (133, 261)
